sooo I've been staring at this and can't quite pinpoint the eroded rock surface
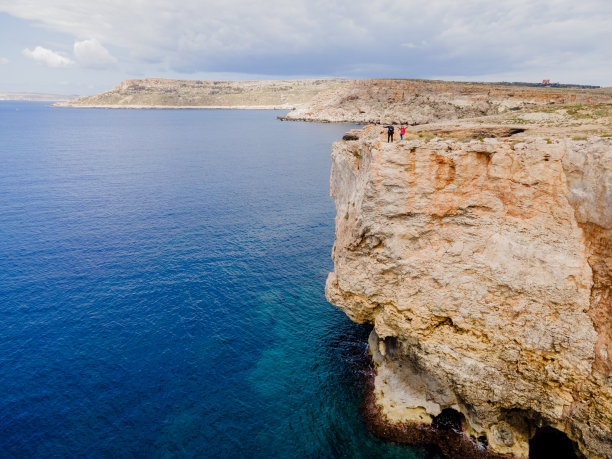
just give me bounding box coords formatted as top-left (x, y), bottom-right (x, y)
top-left (326, 125), bottom-right (611, 457)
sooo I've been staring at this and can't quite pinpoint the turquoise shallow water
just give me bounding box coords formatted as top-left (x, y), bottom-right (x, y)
top-left (0, 102), bottom-right (438, 458)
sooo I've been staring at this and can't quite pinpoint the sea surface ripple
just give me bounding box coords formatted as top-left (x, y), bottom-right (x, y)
top-left (0, 102), bottom-right (437, 458)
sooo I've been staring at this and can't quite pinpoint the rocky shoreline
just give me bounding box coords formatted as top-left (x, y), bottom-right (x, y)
top-left (277, 115), bottom-right (365, 124)
top-left (360, 352), bottom-right (516, 458)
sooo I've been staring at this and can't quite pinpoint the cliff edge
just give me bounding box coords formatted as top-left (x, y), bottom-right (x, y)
top-left (326, 125), bottom-right (611, 457)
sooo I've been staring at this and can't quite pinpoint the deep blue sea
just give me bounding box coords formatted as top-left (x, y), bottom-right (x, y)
top-left (0, 102), bottom-right (437, 458)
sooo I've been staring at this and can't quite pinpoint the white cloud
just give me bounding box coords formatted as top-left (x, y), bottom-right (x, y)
top-left (0, 57), bottom-right (9, 64)
top-left (73, 39), bottom-right (117, 69)
top-left (2, 1), bottom-right (612, 84)
top-left (22, 46), bottom-right (74, 68)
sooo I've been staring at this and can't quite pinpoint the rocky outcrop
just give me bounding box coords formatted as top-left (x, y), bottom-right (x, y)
top-left (55, 78), bottom-right (346, 109)
top-left (326, 125), bottom-right (611, 457)
top-left (284, 80), bottom-right (612, 124)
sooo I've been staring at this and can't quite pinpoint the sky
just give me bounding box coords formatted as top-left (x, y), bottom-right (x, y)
top-left (1, 0), bottom-right (611, 95)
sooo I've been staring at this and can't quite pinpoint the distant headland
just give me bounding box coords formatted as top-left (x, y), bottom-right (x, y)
top-left (53, 79), bottom-right (347, 110)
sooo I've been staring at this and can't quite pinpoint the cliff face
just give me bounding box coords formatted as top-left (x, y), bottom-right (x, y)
top-left (326, 126), bottom-right (611, 457)
top-left (284, 80), bottom-right (612, 124)
top-left (56, 78), bottom-right (346, 108)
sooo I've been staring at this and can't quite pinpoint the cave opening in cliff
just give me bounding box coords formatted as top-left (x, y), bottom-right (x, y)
top-left (432, 408), bottom-right (464, 432)
top-left (529, 426), bottom-right (579, 459)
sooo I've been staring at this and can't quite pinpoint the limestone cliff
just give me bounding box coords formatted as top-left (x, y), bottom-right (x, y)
top-left (55, 78), bottom-right (346, 109)
top-left (326, 125), bottom-right (611, 457)
top-left (284, 79), bottom-right (612, 124)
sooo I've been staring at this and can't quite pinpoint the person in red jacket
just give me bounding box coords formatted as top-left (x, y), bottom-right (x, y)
top-left (398, 126), bottom-right (407, 140)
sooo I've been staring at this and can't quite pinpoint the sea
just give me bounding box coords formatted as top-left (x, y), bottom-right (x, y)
top-left (0, 102), bottom-right (438, 458)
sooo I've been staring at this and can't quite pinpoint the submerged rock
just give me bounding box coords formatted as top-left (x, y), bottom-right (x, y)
top-left (326, 125), bottom-right (611, 458)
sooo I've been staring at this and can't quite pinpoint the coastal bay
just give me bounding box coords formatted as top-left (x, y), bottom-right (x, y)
top-left (0, 102), bottom-right (433, 458)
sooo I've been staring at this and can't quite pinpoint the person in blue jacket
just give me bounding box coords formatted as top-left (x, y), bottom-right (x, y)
top-left (384, 125), bottom-right (395, 142)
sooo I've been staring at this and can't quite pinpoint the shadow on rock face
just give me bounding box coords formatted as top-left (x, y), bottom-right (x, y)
top-left (419, 127), bottom-right (526, 139)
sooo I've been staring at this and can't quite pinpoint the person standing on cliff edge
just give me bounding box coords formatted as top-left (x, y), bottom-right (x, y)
top-left (398, 125), bottom-right (407, 140)
top-left (384, 125), bottom-right (395, 142)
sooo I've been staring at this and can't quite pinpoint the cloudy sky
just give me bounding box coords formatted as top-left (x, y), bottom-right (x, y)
top-left (1, 0), bottom-right (611, 95)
